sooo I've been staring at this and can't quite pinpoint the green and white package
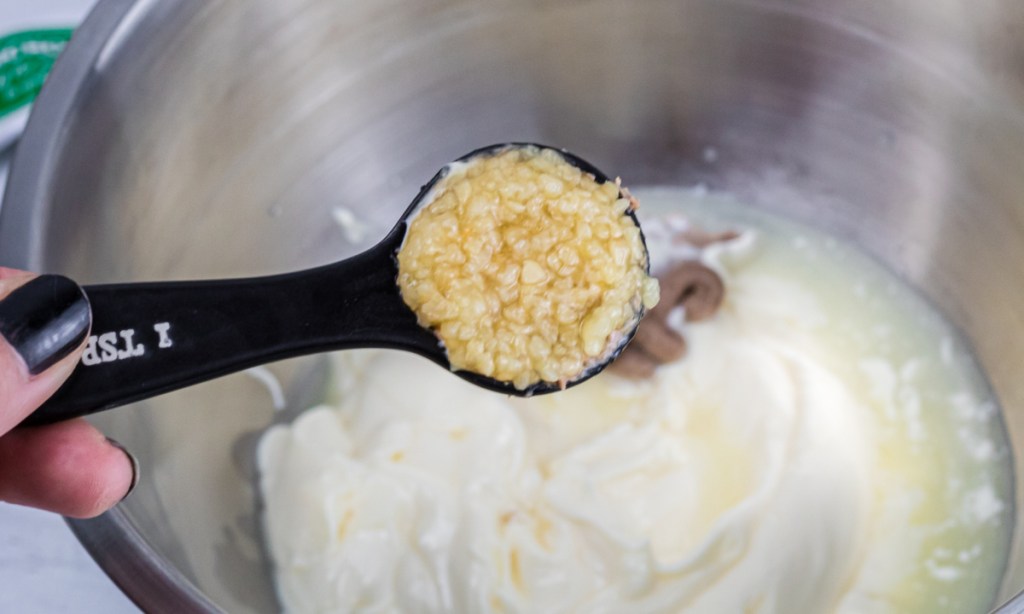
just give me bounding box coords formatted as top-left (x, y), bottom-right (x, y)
top-left (0, 28), bottom-right (73, 150)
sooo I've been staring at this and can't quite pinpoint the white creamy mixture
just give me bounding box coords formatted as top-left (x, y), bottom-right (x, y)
top-left (258, 189), bottom-right (1013, 613)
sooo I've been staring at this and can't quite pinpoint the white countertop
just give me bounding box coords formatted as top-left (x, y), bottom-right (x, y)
top-left (0, 504), bottom-right (138, 613)
top-left (2, 2), bottom-right (140, 608)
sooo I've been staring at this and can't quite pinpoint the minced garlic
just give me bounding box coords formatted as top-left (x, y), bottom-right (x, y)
top-left (397, 145), bottom-right (659, 389)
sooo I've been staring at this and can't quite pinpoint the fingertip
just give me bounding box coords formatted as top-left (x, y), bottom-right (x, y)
top-left (0, 420), bottom-right (137, 518)
top-left (0, 273), bottom-right (92, 430)
top-left (104, 437), bottom-right (140, 504)
top-left (0, 274), bottom-right (91, 376)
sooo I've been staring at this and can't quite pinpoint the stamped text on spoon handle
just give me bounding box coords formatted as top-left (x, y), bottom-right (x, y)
top-left (81, 322), bottom-right (174, 366)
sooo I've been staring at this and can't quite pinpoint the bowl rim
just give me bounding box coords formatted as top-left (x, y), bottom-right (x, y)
top-left (0, 0), bottom-right (220, 611)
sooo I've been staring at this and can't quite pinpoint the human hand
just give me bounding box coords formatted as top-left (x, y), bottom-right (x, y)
top-left (0, 269), bottom-right (137, 518)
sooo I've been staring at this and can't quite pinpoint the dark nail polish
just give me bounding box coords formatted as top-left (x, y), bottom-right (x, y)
top-left (106, 437), bottom-right (140, 501)
top-left (0, 275), bottom-right (91, 375)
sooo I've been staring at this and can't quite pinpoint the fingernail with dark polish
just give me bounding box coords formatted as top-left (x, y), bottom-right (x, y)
top-left (0, 275), bottom-right (91, 375)
top-left (106, 438), bottom-right (140, 501)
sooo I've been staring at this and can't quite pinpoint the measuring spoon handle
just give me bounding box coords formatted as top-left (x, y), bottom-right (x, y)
top-left (25, 229), bottom-right (435, 425)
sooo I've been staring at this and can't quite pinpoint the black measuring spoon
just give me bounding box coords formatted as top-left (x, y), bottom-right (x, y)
top-left (25, 143), bottom-right (648, 426)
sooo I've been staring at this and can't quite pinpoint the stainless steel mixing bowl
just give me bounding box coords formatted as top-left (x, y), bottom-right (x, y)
top-left (2, 0), bottom-right (1024, 611)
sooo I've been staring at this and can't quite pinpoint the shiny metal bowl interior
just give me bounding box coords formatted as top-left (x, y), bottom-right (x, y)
top-left (3, 0), bottom-right (1024, 611)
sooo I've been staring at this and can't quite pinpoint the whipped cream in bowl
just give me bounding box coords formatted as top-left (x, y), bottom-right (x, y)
top-left (257, 189), bottom-right (1013, 614)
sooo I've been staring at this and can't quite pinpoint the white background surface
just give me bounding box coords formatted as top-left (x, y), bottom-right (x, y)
top-left (2, 0), bottom-right (140, 611)
top-left (0, 503), bottom-right (138, 613)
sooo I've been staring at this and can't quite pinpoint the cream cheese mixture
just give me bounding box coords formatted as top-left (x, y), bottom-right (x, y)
top-left (258, 188), bottom-right (1013, 613)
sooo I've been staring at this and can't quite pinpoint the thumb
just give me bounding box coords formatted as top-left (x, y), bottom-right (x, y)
top-left (0, 269), bottom-right (91, 432)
